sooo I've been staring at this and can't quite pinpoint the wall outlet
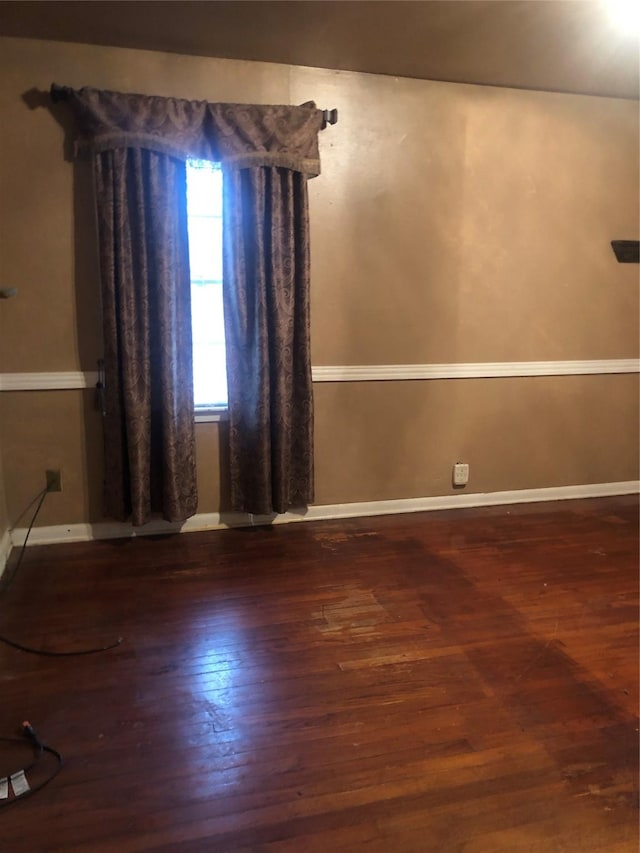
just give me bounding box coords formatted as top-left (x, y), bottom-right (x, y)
top-left (453, 462), bottom-right (469, 486)
top-left (46, 469), bottom-right (62, 492)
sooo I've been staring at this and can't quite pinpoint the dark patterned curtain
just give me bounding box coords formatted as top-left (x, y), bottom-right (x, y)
top-left (94, 148), bottom-right (197, 525)
top-left (56, 84), bottom-right (323, 521)
top-left (224, 167), bottom-right (314, 514)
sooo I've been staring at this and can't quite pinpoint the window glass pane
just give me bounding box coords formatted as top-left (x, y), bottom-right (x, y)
top-left (186, 160), bottom-right (223, 217)
top-left (186, 159), bottom-right (227, 409)
top-left (193, 342), bottom-right (227, 408)
top-left (191, 282), bottom-right (225, 345)
top-left (187, 217), bottom-right (223, 282)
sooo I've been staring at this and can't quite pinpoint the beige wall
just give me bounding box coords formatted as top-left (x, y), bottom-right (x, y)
top-left (0, 37), bottom-right (638, 527)
top-left (1, 321), bottom-right (10, 559)
top-left (0, 421), bottom-right (9, 555)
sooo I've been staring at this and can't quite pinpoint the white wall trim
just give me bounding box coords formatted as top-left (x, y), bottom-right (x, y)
top-left (0, 372), bottom-right (100, 391)
top-left (1, 361), bottom-right (638, 391)
top-left (0, 528), bottom-right (12, 579)
top-left (195, 410), bottom-right (228, 423)
top-left (10, 480), bottom-right (639, 548)
top-left (311, 360), bottom-right (640, 382)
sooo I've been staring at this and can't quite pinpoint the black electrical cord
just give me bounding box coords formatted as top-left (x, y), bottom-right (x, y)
top-left (0, 633), bottom-right (123, 657)
top-left (0, 722), bottom-right (63, 808)
top-left (1, 487), bottom-right (48, 595)
top-left (0, 487), bottom-right (123, 656)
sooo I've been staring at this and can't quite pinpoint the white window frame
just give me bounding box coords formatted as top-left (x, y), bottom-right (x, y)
top-left (186, 158), bottom-right (228, 419)
top-left (194, 409), bottom-right (228, 423)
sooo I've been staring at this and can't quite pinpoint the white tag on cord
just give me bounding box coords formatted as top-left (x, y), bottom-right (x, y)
top-left (0, 777), bottom-right (8, 799)
top-left (10, 770), bottom-right (30, 796)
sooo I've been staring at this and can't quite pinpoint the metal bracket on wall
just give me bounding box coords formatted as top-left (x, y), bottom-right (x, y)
top-left (611, 240), bottom-right (639, 263)
top-left (321, 108), bottom-right (338, 129)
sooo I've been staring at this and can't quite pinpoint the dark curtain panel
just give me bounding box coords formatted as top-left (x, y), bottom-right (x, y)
top-left (57, 83), bottom-right (324, 520)
top-left (223, 166), bottom-right (314, 514)
top-left (94, 148), bottom-right (198, 525)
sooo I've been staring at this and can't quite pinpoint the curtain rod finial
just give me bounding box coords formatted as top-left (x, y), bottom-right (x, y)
top-left (50, 83), bottom-right (69, 103)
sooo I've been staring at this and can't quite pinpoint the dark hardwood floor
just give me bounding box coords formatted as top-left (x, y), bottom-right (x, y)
top-left (0, 496), bottom-right (638, 851)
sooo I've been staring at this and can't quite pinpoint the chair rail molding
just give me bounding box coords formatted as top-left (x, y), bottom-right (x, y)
top-left (0, 371), bottom-right (100, 391)
top-left (311, 359), bottom-right (640, 382)
top-left (1, 360), bottom-right (639, 391)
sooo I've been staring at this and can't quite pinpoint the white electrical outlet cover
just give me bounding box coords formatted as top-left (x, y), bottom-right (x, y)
top-left (453, 463), bottom-right (469, 485)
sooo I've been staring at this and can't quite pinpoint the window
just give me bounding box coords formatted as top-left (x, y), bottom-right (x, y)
top-left (186, 159), bottom-right (227, 410)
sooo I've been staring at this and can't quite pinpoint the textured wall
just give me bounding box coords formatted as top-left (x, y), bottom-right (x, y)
top-left (0, 418), bottom-right (9, 556)
top-left (0, 37), bottom-right (637, 527)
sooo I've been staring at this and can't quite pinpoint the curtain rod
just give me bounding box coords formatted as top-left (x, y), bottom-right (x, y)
top-left (50, 84), bottom-right (337, 127)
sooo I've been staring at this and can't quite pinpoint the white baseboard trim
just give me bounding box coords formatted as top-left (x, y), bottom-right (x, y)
top-left (1, 360), bottom-right (638, 391)
top-left (10, 480), bottom-right (639, 548)
top-left (0, 528), bottom-right (12, 579)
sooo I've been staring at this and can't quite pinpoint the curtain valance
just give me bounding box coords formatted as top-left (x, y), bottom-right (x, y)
top-left (55, 84), bottom-right (324, 176)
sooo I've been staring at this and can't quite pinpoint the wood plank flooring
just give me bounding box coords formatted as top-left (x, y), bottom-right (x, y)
top-left (0, 496), bottom-right (638, 851)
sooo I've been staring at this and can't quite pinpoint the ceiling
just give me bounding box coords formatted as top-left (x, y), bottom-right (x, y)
top-left (1, 1), bottom-right (638, 99)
